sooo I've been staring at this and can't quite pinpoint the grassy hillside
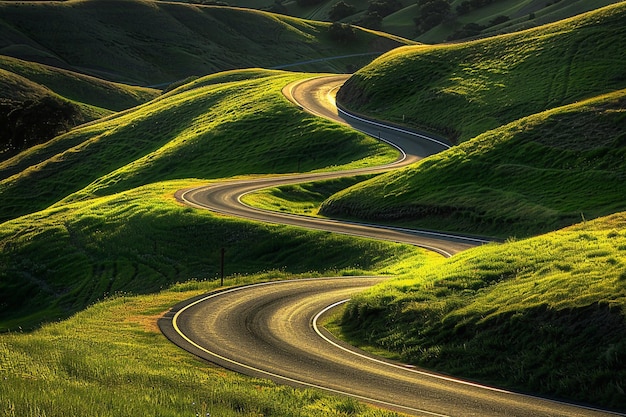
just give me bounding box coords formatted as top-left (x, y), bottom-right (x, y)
top-left (245, 5), bottom-right (626, 239)
top-left (0, 180), bottom-right (424, 331)
top-left (223, 0), bottom-right (622, 42)
top-left (0, 69), bottom-right (409, 330)
top-left (336, 211), bottom-right (626, 410)
top-left (0, 277), bottom-right (404, 417)
top-left (1, 2), bottom-right (625, 414)
top-left (0, 70), bottom-right (397, 223)
top-left (337, 2), bottom-right (626, 143)
top-left (414, 0), bottom-right (624, 43)
top-left (320, 89), bottom-right (626, 238)
top-left (0, 55), bottom-right (159, 112)
top-left (0, 0), bottom-right (411, 85)
top-left (0, 55), bottom-right (160, 159)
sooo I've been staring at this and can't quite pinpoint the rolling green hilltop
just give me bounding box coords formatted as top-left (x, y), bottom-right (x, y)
top-left (0, 54), bottom-right (160, 160)
top-left (315, 2), bottom-right (626, 236)
top-left (310, 3), bottom-right (626, 410)
top-left (337, 2), bottom-right (626, 143)
top-left (339, 210), bottom-right (626, 409)
top-left (0, 0), bottom-right (411, 156)
top-left (236, 4), bottom-right (626, 409)
top-left (0, 0), bottom-right (411, 86)
top-left (321, 89), bottom-right (626, 237)
top-left (212, 0), bottom-right (624, 43)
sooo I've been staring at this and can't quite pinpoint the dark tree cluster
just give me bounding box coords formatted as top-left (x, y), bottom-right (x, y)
top-left (352, 0), bottom-right (404, 30)
top-left (447, 14), bottom-right (509, 40)
top-left (328, 1), bottom-right (357, 21)
top-left (328, 21), bottom-right (357, 43)
top-left (456, 0), bottom-right (498, 15)
top-left (0, 97), bottom-right (78, 158)
top-left (413, 0), bottom-right (451, 34)
top-left (357, 10), bottom-right (383, 29)
top-left (368, 0), bottom-right (403, 17)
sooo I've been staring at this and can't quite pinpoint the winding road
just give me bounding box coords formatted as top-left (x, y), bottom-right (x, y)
top-left (159, 75), bottom-right (622, 416)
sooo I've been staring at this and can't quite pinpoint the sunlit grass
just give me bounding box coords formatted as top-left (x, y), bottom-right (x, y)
top-left (0, 69), bottom-right (398, 223)
top-left (0, 277), bottom-right (403, 417)
top-left (0, 179), bottom-right (428, 331)
top-left (241, 175), bottom-right (375, 216)
top-left (321, 88), bottom-right (626, 238)
top-left (335, 212), bottom-right (626, 409)
top-left (338, 2), bottom-right (626, 143)
top-left (1, 4), bottom-right (625, 414)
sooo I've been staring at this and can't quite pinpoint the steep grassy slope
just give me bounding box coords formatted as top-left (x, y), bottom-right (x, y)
top-left (321, 89), bottom-right (626, 238)
top-left (0, 69), bottom-right (397, 222)
top-left (314, 4), bottom-right (626, 238)
top-left (0, 0), bottom-right (411, 85)
top-left (338, 211), bottom-right (626, 410)
top-left (0, 55), bottom-right (160, 159)
top-left (337, 2), bottom-right (626, 143)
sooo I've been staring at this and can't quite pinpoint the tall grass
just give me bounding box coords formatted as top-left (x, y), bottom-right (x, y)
top-left (337, 212), bottom-right (626, 410)
top-left (0, 279), bottom-right (402, 417)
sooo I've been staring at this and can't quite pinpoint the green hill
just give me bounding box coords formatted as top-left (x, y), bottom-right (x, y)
top-left (0, 0), bottom-right (411, 86)
top-left (1, 1), bottom-right (626, 414)
top-left (223, 0), bottom-right (623, 43)
top-left (412, 0), bottom-right (624, 43)
top-left (0, 69), bottom-right (396, 223)
top-left (319, 4), bottom-right (626, 237)
top-left (308, 4), bottom-right (626, 409)
top-left (337, 2), bottom-right (626, 143)
top-left (0, 55), bottom-right (160, 159)
top-left (321, 89), bottom-right (626, 238)
top-left (338, 210), bottom-right (626, 410)
top-left (0, 55), bottom-right (159, 112)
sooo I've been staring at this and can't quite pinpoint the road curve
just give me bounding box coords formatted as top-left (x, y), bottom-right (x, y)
top-left (175, 75), bottom-right (485, 256)
top-left (160, 75), bottom-right (623, 416)
top-left (160, 278), bottom-right (618, 417)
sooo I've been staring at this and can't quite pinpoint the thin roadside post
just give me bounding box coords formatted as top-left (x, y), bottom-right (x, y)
top-left (220, 247), bottom-right (225, 286)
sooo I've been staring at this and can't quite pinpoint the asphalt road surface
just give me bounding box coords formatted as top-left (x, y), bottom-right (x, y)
top-left (159, 75), bottom-right (624, 416)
